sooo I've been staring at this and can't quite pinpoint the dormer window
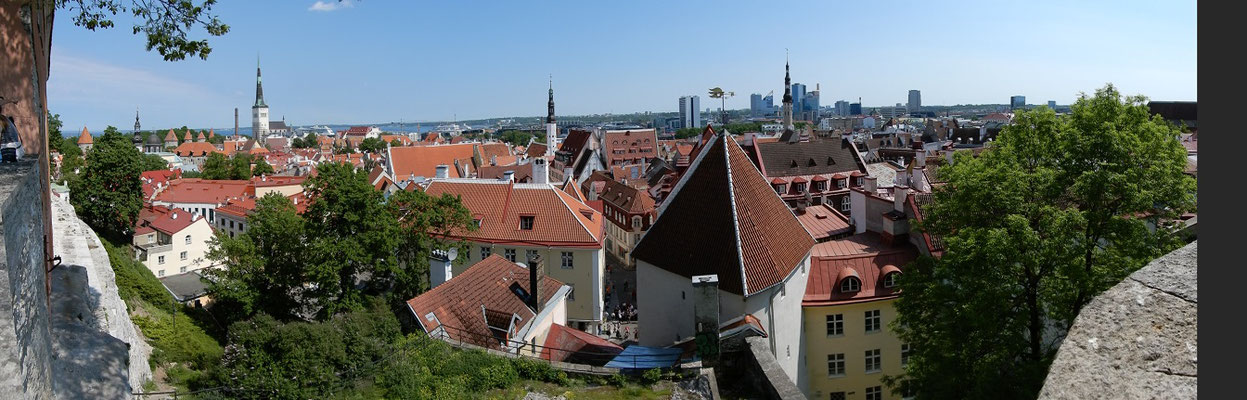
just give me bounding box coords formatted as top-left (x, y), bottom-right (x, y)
top-left (794, 183), bottom-right (807, 193)
top-left (855, 177), bottom-right (864, 186)
top-left (883, 272), bottom-right (900, 288)
top-left (632, 216), bottom-right (642, 229)
top-left (773, 184), bottom-right (785, 194)
top-left (841, 276), bottom-right (861, 293)
top-left (808, 158), bottom-right (817, 167)
top-left (520, 216), bottom-right (535, 230)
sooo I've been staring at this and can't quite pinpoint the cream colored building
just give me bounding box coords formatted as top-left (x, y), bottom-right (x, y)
top-left (132, 206), bottom-right (217, 278)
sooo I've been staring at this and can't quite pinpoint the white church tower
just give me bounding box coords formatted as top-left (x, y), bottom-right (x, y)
top-left (545, 76), bottom-right (557, 157)
top-left (252, 56), bottom-right (270, 137)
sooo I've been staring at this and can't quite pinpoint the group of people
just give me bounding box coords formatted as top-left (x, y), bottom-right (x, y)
top-left (611, 302), bottom-right (637, 322)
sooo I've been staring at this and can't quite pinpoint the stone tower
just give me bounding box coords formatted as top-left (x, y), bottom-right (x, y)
top-left (252, 56), bottom-right (270, 137)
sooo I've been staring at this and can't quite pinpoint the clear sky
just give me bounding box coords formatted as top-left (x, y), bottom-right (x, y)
top-left (48, 0), bottom-right (1196, 132)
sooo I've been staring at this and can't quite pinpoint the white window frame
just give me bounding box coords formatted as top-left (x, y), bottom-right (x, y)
top-left (158, 255), bottom-right (165, 265)
top-left (884, 272), bottom-right (899, 288)
top-left (185, 235), bottom-right (192, 244)
top-left (841, 277), bottom-right (860, 293)
top-left (841, 196), bottom-right (851, 212)
top-left (158, 270), bottom-right (165, 277)
top-left (827, 353), bottom-right (845, 377)
top-left (866, 310), bottom-right (881, 333)
top-left (180, 251), bottom-right (188, 261)
top-left (826, 314), bottom-right (843, 336)
top-left (865, 349), bottom-right (881, 373)
top-left (180, 266), bottom-right (187, 273)
top-left (902, 343), bottom-right (911, 367)
top-left (561, 251), bottom-right (574, 269)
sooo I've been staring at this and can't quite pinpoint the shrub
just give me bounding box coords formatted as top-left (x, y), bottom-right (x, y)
top-left (641, 368), bottom-right (663, 385)
top-left (609, 373), bottom-right (627, 387)
top-left (103, 240), bottom-right (174, 307)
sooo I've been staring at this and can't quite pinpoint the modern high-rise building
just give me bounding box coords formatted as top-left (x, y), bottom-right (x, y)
top-left (803, 87), bottom-right (820, 121)
top-left (1048, 100), bottom-right (1057, 110)
top-left (791, 83), bottom-right (807, 117)
top-left (1010, 95), bottom-right (1026, 109)
top-left (850, 102), bottom-right (862, 116)
top-left (679, 95), bottom-right (701, 129)
top-left (751, 93), bottom-right (763, 117)
top-left (835, 100), bottom-right (850, 117)
top-left (908, 90), bottom-right (921, 111)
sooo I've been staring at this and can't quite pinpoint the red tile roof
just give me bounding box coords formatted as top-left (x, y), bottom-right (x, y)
top-left (478, 142), bottom-right (513, 161)
top-left (540, 323), bottom-right (623, 363)
top-left (526, 142), bottom-right (548, 158)
top-left (137, 206), bottom-right (200, 235)
top-left (77, 127), bottom-right (93, 144)
top-left (561, 178), bottom-right (586, 204)
top-left (141, 169), bottom-right (182, 199)
top-left (343, 126), bottom-right (374, 136)
top-left (152, 178), bottom-right (251, 205)
top-left (795, 204), bottom-right (853, 241)
top-left (164, 129), bottom-right (177, 142)
top-left (379, 135), bottom-right (414, 147)
top-left (173, 142), bottom-right (221, 157)
top-left (406, 254), bottom-right (567, 349)
top-left (804, 232), bottom-right (917, 307)
top-left (631, 132), bottom-right (815, 296)
top-left (387, 143), bottom-right (478, 179)
top-left (603, 129), bottom-right (659, 166)
top-left (423, 180), bottom-right (604, 247)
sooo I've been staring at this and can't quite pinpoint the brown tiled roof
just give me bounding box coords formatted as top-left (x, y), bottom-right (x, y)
top-left (603, 129), bottom-right (659, 166)
top-left (423, 180), bottom-right (604, 247)
top-left (754, 138), bottom-right (864, 178)
top-left (137, 206), bottom-right (200, 235)
top-left (561, 178), bottom-right (586, 203)
top-left (631, 132), bottom-right (815, 296)
top-left (598, 178), bottom-right (655, 215)
top-left (344, 126), bottom-right (373, 136)
top-left (387, 143), bottom-right (477, 179)
top-left (406, 254), bottom-right (567, 349)
top-left (526, 142), bottom-right (548, 158)
top-left (540, 323), bottom-right (623, 364)
top-left (478, 142), bottom-right (512, 161)
top-left (477, 162), bottom-right (533, 182)
top-left (803, 232), bottom-right (918, 307)
top-left (140, 169), bottom-right (181, 199)
top-left (556, 129), bottom-right (592, 164)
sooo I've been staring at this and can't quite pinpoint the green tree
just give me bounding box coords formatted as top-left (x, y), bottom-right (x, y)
top-left (383, 189), bottom-right (475, 302)
top-left (204, 193), bottom-right (308, 322)
top-left (69, 128), bottom-right (143, 242)
top-left (46, 111), bottom-right (64, 153)
top-left (498, 130), bottom-right (534, 146)
top-left (230, 152), bottom-right (255, 179)
top-left (389, 138), bottom-right (403, 148)
top-left (251, 157), bottom-right (275, 176)
top-left (200, 152), bottom-right (231, 180)
top-left (139, 153), bottom-right (169, 171)
top-left (887, 84), bottom-right (1197, 399)
top-left (302, 162), bottom-right (399, 318)
top-left (358, 137), bottom-right (386, 153)
top-left (60, 0), bottom-right (230, 61)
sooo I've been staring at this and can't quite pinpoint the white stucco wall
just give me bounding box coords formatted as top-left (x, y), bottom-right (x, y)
top-left (459, 243), bottom-right (604, 332)
top-left (139, 217), bottom-right (215, 278)
top-left (743, 254), bottom-right (811, 391)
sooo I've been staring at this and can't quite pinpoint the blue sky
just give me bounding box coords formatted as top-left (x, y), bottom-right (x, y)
top-left (48, 0), bottom-right (1196, 132)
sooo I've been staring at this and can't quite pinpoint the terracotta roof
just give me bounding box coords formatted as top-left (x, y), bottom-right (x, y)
top-left (141, 169), bottom-right (181, 199)
top-left (379, 135), bottom-right (414, 146)
top-left (791, 176), bottom-right (808, 184)
top-left (478, 143), bottom-right (513, 161)
top-left (387, 143), bottom-right (477, 179)
top-left (344, 126), bottom-right (373, 136)
top-left (406, 254), bottom-right (567, 349)
top-left (424, 180), bottom-right (604, 247)
top-left (598, 178), bottom-right (655, 215)
top-left (795, 205), bottom-right (853, 241)
top-left (770, 177), bottom-right (787, 185)
top-left (173, 142), bottom-right (220, 157)
top-left (526, 142), bottom-right (548, 158)
top-left (490, 155), bottom-right (520, 166)
top-left (755, 138), bottom-right (864, 178)
top-left (77, 127), bottom-right (93, 144)
top-left (603, 129), bottom-right (659, 166)
top-left (196, 131), bottom-right (206, 141)
top-left (540, 323), bottom-right (624, 364)
top-left (631, 132), bottom-right (815, 296)
top-left (250, 175), bottom-right (306, 188)
top-left (561, 178), bottom-right (586, 204)
top-left (152, 178), bottom-right (251, 205)
top-left (477, 162), bottom-right (534, 182)
top-left (143, 207), bottom-right (199, 235)
top-left (803, 232), bottom-right (918, 307)
top-left (183, 131), bottom-right (193, 142)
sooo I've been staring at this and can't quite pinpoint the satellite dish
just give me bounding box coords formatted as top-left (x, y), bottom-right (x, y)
top-left (446, 248), bottom-right (458, 261)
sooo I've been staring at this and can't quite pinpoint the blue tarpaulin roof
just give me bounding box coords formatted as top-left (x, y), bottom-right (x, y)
top-left (603, 346), bottom-right (684, 370)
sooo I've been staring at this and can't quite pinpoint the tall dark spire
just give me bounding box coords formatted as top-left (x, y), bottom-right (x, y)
top-left (134, 108), bottom-right (141, 132)
top-left (546, 76), bottom-right (555, 124)
top-left (782, 56), bottom-right (793, 105)
top-left (254, 55), bottom-right (267, 108)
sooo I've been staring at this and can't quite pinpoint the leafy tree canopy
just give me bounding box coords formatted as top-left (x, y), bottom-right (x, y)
top-left (61, 0), bottom-right (230, 61)
top-left (69, 127), bottom-right (143, 242)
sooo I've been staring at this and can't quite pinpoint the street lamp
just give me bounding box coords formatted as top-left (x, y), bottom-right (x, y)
top-left (708, 87), bottom-right (734, 126)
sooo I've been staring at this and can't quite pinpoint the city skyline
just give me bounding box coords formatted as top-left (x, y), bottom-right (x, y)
top-left (48, 0), bottom-right (1196, 131)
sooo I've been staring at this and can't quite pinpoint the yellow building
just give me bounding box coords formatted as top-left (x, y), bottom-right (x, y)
top-left (132, 206), bottom-right (217, 278)
top-left (423, 178), bottom-right (607, 334)
top-left (801, 232), bottom-right (918, 400)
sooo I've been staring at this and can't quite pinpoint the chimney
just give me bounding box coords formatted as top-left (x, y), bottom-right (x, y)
top-left (691, 274), bottom-right (720, 366)
top-left (527, 253), bottom-right (545, 313)
top-left (895, 166), bottom-right (909, 187)
top-left (532, 157), bottom-right (549, 184)
top-left (864, 176), bottom-right (877, 192)
top-left (502, 170), bottom-right (515, 182)
top-left (894, 185), bottom-right (909, 213)
top-left (916, 149), bottom-right (927, 168)
top-left (435, 164), bottom-right (449, 179)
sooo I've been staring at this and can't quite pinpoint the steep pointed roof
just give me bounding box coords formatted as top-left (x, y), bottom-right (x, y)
top-left (183, 131), bottom-right (193, 142)
top-left (77, 127), bottom-right (93, 145)
top-left (164, 129), bottom-right (177, 142)
top-left (632, 131), bottom-right (815, 296)
top-left (208, 129), bottom-right (215, 139)
top-left (196, 131), bottom-right (206, 141)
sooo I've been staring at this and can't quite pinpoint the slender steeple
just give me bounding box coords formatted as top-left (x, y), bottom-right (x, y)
top-left (134, 108), bottom-right (142, 132)
top-left (780, 51), bottom-right (797, 142)
top-left (546, 76), bottom-right (556, 124)
top-left (254, 55), bottom-right (267, 108)
top-left (782, 53), bottom-right (793, 105)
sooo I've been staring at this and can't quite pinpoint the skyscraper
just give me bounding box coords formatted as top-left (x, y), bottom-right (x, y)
top-left (803, 87), bottom-right (820, 121)
top-left (679, 96), bottom-right (701, 129)
top-left (252, 57), bottom-right (270, 137)
top-left (791, 83), bottom-right (807, 118)
top-left (1048, 100), bottom-right (1057, 110)
top-left (750, 93), bottom-right (764, 117)
top-left (908, 90), bottom-right (921, 111)
top-left (1010, 95), bottom-right (1026, 110)
top-left (835, 100), bottom-right (850, 117)
top-left (850, 102), bottom-right (862, 116)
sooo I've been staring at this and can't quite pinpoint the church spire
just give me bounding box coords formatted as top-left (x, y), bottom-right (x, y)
top-left (546, 75), bottom-right (556, 124)
top-left (134, 108), bottom-right (141, 132)
top-left (254, 55), bottom-right (267, 108)
top-left (780, 51), bottom-right (798, 143)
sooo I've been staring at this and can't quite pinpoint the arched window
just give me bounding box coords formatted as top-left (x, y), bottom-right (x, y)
top-left (184, 235), bottom-right (192, 244)
top-left (883, 272), bottom-right (900, 288)
top-left (840, 276), bottom-right (861, 293)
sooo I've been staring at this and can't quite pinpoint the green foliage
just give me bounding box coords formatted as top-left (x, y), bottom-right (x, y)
top-left (389, 138), bottom-right (403, 148)
top-left (640, 368), bottom-right (663, 385)
top-left (293, 133), bottom-right (318, 149)
top-left (70, 128), bottom-right (143, 241)
top-left (230, 152), bottom-right (255, 179)
top-left (47, 111), bottom-right (64, 153)
top-left (357, 137), bottom-right (387, 153)
top-left (204, 193), bottom-right (307, 321)
top-left (251, 157), bottom-right (275, 176)
top-left (132, 306), bottom-right (223, 369)
top-left (673, 127), bottom-right (701, 139)
top-left (498, 130), bottom-right (539, 146)
top-left (103, 239), bottom-right (174, 307)
top-left (608, 373), bottom-right (627, 387)
top-left (385, 189), bottom-right (476, 302)
top-left (140, 153), bottom-right (169, 171)
top-left (61, 0), bottom-right (230, 61)
top-left (200, 152), bottom-right (267, 179)
top-left (200, 152), bottom-right (231, 179)
top-left (180, 170), bottom-right (202, 178)
top-left (889, 84), bottom-right (1197, 400)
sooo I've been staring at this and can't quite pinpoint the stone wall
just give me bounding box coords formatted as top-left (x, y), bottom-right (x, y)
top-left (740, 336), bottom-right (804, 400)
top-left (1038, 241), bottom-right (1197, 399)
top-left (0, 160), bottom-right (55, 400)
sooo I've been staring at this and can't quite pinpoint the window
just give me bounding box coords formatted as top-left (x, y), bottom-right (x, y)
top-left (795, 183), bottom-right (806, 193)
top-left (180, 266), bottom-right (187, 273)
top-left (504, 249), bottom-right (516, 262)
top-left (520, 215), bottom-right (535, 230)
top-left (884, 272), bottom-right (899, 288)
top-left (158, 270), bottom-right (165, 277)
top-left (865, 349), bottom-right (881, 373)
top-left (902, 343), bottom-right (911, 367)
top-left (814, 181), bottom-right (825, 192)
top-left (866, 310), bottom-right (881, 333)
top-left (828, 392), bottom-right (846, 400)
top-left (856, 177), bottom-right (864, 186)
top-left (158, 255), bottom-right (165, 265)
top-left (526, 249), bottom-right (539, 263)
top-left (841, 277), bottom-right (860, 293)
top-left (473, 218), bottom-right (482, 228)
top-left (826, 314), bottom-right (843, 336)
top-left (567, 284), bottom-right (574, 301)
top-left (841, 196), bottom-right (851, 212)
top-left (185, 235), bottom-right (192, 244)
top-left (239, 222), bottom-right (245, 231)
top-left (480, 246), bottom-right (491, 260)
top-left (632, 216), bottom-right (642, 229)
top-left (827, 353), bottom-right (845, 377)
top-left (561, 251), bottom-right (574, 269)
top-left (229, 220), bottom-right (235, 229)
top-left (180, 251), bottom-right (188, 261)
top-left (773, 184), bottom-right (784, 194)
top-left (866, 386), bottom-right (882, 400)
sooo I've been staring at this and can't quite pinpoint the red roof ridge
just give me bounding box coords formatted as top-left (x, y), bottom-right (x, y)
top-left (550, 184), bottom-right (598, 242)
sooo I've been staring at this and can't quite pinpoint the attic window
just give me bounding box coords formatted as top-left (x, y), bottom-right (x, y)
top-left (808, 158), bottom-right (817, 167)
top-left (840, 276), bottom-right (861, 293)
top-left (520, 215), bottom-right (535, 230)
top-left (883, 272), bottom-right (900, 288)
top-left (827, 157), bottom-right (835, 165)
top-left (790, 160), bottom-right (799, 168)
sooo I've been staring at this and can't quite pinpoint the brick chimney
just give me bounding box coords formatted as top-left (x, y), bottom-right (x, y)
top-left (526, 253), bottom-right (545, 313)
